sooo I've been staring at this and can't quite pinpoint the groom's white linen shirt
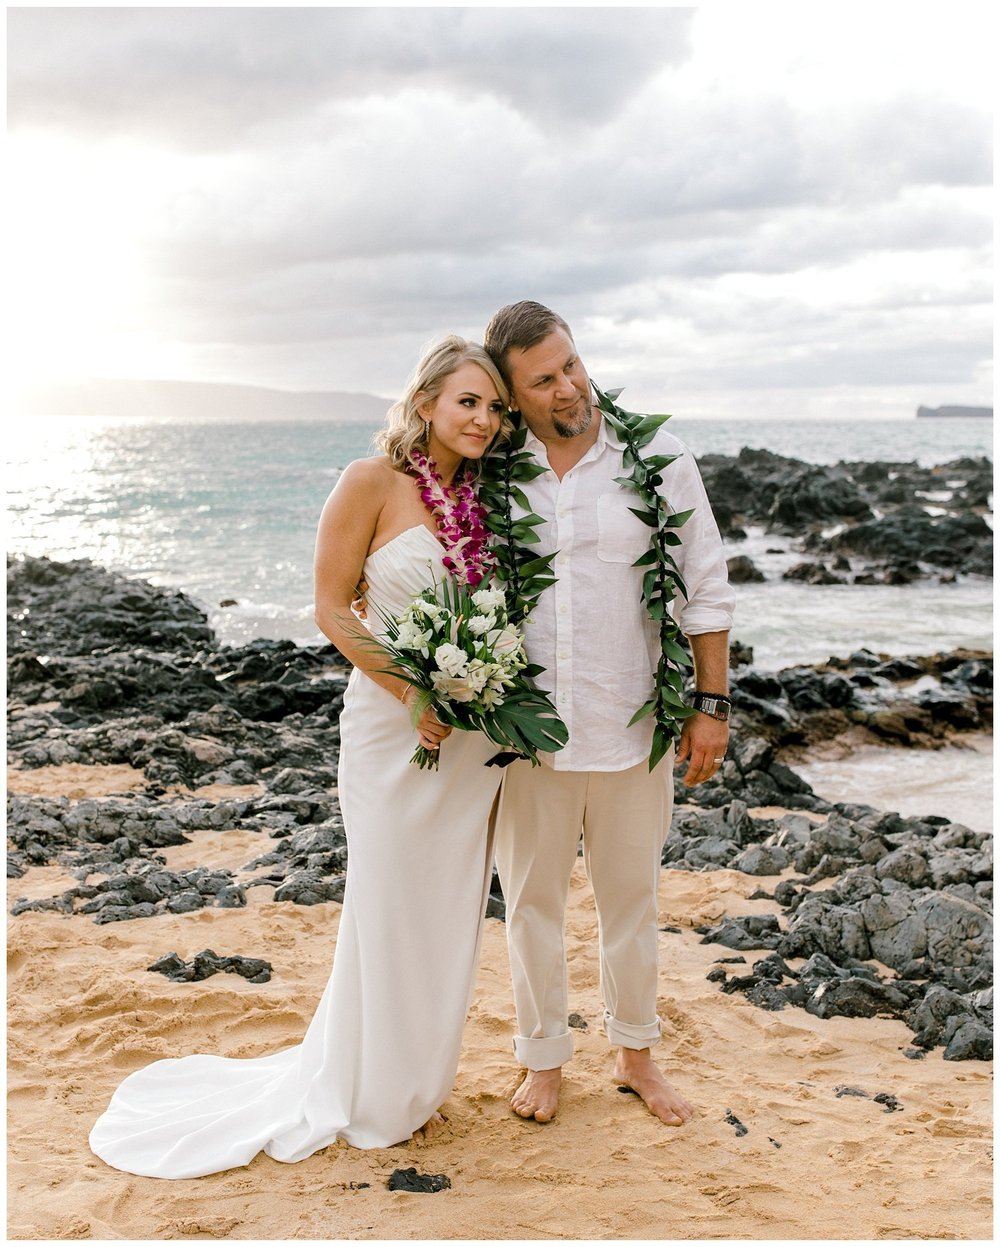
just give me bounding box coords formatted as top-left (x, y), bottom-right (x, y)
top-left (515, 417), bottom-right (735, 771)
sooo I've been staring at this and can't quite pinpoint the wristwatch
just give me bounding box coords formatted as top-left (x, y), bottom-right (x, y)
top-left (691, 692), bottom-right (732, 722)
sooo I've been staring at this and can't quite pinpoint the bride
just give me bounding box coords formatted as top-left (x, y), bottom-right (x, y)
top-left (89, 337), bottom-right (512, 1178)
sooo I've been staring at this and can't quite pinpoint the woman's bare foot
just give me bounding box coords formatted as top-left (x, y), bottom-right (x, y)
top-left (413, 1110), bottom-right (447, 1140)
top-left (613, 1048), bottom-right (693, 1126)
top-left (511, 1067), bottom-right (561, 1122)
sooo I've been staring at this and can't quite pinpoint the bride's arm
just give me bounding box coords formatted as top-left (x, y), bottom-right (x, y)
top-left (313, 458), bottom-right (408, 698)
top-left (313, 461), bottom-right (450, 750)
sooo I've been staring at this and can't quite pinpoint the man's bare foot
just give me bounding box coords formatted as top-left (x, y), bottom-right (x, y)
top-left (613, 1048), bottom-right (693, 1127)
top-left (413, 1110), bottom-right (447, 1140)
top-left (511, 1067), bottom-right (561, 1122)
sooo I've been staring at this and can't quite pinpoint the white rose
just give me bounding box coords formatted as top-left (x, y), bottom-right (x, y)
top-left (467, 613), bottom-right (496, 636)
top-left (431, 671), bottom-right (479, 703)
top-left (434, 642), bottom-right (470, 677)
top-left (472, 586), bottom-right (506, 613)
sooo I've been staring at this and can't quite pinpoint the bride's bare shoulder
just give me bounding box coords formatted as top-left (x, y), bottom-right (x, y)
top-left (336, 455), bottom-right (402, 492)
top-left (342, 454), bottom-right (405, 479)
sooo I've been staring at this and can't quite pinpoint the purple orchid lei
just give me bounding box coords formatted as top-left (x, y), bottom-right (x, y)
top-left (406, 448), bottom-right (496, 588)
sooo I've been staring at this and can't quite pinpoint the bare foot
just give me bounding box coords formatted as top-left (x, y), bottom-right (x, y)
top-left (413, 1110), bottom-right (447, 1140)
top-left (511, 1067), bottom-right (561, 1122)
top-left (613, 1048), bottom-right (693, 1127)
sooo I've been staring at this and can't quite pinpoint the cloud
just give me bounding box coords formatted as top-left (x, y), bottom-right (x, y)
top-left (5, 6), bottom-right (992, 416)
top-left (7, 7), bottom-right (693, 143)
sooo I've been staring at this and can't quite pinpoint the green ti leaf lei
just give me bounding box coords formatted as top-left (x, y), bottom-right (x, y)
top-left (478, 423), bottom-right (559, 629)
top-left (595, 382), bottom-right (696, 770)
top-left (480, 383), bottom-right (696, 772)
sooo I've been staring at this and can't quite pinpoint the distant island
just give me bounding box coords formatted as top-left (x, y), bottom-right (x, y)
top-left (917, 405), bottom-right (992, 419)
top-left (19, 378), bottom-right (392, 422)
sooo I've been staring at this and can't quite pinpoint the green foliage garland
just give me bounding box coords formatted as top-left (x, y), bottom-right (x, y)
top-left (478, 423), bottom-right (558, 628)
top-left (594, 383), bottom-right (695, 770)
top-left (481, 386), bottom-right (696, 770)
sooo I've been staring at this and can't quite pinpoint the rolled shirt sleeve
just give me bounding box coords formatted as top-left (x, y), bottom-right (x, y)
top-left (654, 429), bottom-right (736, 636)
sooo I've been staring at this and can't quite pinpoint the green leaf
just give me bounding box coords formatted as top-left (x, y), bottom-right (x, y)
top-left (513, 461), bottom-right (551, 482)
top-left (515, 553), bottom-right (558, 578)
top-left (661, 637), bottom-right (693, 666)
top-left (643, 453), bottom-right (679, 472)
top-left (627, 698), bottom-right (657, 727)
top-left (648, 723), bottom-right (673, 771)
top-left (627, 505), bottom-right (659, 528)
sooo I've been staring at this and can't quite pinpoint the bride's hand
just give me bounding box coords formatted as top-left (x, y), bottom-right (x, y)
top-left (416, 706), bottom-right (452, 751)
top-left (402, 688), bottom-right (452, 751)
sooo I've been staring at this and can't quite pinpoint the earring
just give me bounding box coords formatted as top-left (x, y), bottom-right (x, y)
top-left (423, 420), bottom-right (431, 439)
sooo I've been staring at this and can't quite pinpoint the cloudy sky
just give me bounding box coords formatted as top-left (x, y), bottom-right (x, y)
top-left (7, 4), bottom-right (993, 419)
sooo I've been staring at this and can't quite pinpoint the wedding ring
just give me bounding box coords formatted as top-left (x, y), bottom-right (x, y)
top-left (713, 757), bottom-right (724, 763)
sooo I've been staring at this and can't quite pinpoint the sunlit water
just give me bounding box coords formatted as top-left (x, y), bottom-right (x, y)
top-left (6, 413), bottom-right (993, 827)
top-left (795, 736), bottom-right (993, 833)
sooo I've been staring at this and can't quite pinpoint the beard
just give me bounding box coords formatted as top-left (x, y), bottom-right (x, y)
top-left (552, 396), bottom-right (595, 439)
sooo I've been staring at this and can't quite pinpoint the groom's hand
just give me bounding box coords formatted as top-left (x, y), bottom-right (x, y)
top-left (351, 577), bottom-right (369, 620)
top-left (675, 713), bottom-right (729, 786)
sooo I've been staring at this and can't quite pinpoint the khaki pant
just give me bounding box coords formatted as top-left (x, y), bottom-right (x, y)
top-left (494, 754), bottom-right (674, 1070)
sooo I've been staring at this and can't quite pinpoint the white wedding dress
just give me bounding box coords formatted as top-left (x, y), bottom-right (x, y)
top-left (90, 526), bottom-right (502, 1179)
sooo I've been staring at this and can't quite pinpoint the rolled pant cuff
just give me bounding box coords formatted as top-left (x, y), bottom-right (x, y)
top-left (604, 1011), bottom-right (662, 1050)
top-left (513, 1031), bottom-right (575, 1070)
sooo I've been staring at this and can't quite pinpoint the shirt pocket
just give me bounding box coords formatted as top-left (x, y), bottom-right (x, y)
top-left (597, 492), bottom-right (651, 564)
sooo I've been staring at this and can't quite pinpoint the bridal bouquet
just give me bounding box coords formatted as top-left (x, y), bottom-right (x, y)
top-left (378, 576), bottom-right (568, 770)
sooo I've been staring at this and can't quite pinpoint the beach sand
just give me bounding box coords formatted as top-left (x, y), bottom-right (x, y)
top-left (6, 766), bottom-right (993, 1242)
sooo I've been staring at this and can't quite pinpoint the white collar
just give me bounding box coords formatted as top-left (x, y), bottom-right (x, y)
top-left (519, 406), bottom-right (613, 469)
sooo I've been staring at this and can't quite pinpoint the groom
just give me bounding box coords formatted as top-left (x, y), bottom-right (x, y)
top-left (483, 301), bottom-right (735, 1126)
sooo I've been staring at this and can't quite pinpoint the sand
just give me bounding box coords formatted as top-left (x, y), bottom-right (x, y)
top-left (6, 765), bottom-right (993, 1242)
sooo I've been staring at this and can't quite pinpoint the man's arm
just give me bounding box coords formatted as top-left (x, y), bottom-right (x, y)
top-left (675, 630), bottom-right (730, 786)
top-left (651, 434), bottom-right (734, 785)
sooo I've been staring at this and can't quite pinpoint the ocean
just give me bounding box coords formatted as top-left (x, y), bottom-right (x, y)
top-left (6, 413), bottom-right (993, 829)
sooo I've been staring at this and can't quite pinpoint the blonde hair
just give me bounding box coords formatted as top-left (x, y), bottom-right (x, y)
top-left (374, 335), bottom-right (513, 470)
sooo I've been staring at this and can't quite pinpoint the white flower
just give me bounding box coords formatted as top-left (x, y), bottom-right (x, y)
top-left (465, 659), bottom-right (491, 692)
top-left (472, 586), bottom-right (506, 613)
top-left (434, 642), bottom-right (470, 677)
top-left (467, 613), bottom-right (496, 636)
top-left (431, 671), bottom-right (479, 703)
top-left (412, 598), bottom-right (443, 621)
top-left (395, 620), bottom-right (432, 651)
top-left (479, 686), bottom-right (505, 710)
top-left (487, 625), bottom-right (523, 660)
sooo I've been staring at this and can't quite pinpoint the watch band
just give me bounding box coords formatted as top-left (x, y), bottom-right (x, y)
top-left (691, 692), bottom-right (732, 721)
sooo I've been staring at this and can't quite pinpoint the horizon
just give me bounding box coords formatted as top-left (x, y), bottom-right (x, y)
top-left (17, 375), bottom-right (992, 425)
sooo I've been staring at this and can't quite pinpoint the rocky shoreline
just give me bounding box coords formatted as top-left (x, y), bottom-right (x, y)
top-left (702, 448), bottom-right (992, 584)
top-left (6, 553), bottom-right (993, 1062)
